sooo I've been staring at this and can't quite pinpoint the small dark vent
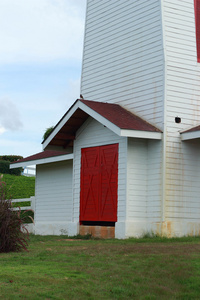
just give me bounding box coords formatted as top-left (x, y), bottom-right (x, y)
top-left (175, 117), bottom-right (181, 123)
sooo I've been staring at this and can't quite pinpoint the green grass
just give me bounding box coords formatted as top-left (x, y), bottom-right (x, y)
top-left (0, 173), bottom-right (35, 223)
top-left (0, 235), bottom-right (200, 299)
top-left (1, 173), bottom-right (35, 199)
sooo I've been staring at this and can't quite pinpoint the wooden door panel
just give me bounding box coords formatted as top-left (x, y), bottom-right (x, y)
top-left (80, 144), bottom-right (118, 223)
top-left (99, 144), bottom-right (118, 221)
top-left (80, 147), bottom-right (99, 221)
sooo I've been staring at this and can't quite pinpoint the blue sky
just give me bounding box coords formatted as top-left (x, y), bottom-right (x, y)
top-left (0, 0), bottom-right (86, 157)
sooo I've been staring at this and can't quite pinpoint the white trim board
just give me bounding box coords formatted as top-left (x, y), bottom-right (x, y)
top-left (120, 129), bottom-right (162, 140)
top-left (180, 131), bottom-right (200, 141)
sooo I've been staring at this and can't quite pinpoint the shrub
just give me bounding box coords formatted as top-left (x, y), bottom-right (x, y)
top-left (0, 160), bottom-right (10, 174)
top-left (9, 167), bottom-right (22, 176)
top-left (0, 176), bottom-right (29, 252)
top-left (0, 155), bottom-right (23, 163)
top-left (0, 160), bottom-right (22, 176)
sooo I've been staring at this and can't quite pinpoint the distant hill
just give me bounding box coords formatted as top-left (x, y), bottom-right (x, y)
top-left (1, 174), bottom-right (35, 199)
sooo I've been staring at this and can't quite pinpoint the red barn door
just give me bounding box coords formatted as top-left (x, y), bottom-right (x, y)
top-left (80, 146), bottom-right (99, 221)
top-left (80, 144), bottom-right (118, 223)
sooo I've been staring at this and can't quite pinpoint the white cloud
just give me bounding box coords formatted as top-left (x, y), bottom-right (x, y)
top-left (0, 0), bottom-right (86, 64)
top-left (0, 97), bottom-right (23, 132)
top-left (0, 126), bottom-right (6, 135)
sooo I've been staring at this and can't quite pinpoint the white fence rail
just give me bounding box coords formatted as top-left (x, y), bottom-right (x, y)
top-left (11, 197), bottom-right (35, 233)
top-left (22, 166), bottom-right (36, 177)
top-left (11, 196), bottom-right (35, 212)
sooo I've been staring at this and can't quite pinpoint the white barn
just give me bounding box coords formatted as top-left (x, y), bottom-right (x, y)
top-left (11, 0), bottom-right (200, 238)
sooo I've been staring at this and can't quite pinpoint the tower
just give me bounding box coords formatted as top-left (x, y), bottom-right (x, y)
top-left (80, 0), bottom-right (200, 237)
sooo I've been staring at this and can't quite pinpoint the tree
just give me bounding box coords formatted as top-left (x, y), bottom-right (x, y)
top-left (43, 126), bottom-right (54, 141)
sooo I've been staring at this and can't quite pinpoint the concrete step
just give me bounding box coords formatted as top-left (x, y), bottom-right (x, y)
top-left (79, 225), bottom-right (115, 239)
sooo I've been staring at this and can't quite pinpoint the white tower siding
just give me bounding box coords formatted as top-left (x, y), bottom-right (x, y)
top-left (78, 0), bottom-right (200, 237)
top-left (162, 0), bottom-right (200, 235)
top-left (81, 0), bottom-right (164, 129)
top-left (126, 138), bottom-right (162, 237)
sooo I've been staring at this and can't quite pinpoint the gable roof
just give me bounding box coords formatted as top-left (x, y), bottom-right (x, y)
top-left (181, 125), bottom-right (200, 140)
top-left (10, 150), bottom-right (73, 169)
top-left (80, 100), bottom-right (161, 132)
top-left (43, 99), bottom-right (162, 150)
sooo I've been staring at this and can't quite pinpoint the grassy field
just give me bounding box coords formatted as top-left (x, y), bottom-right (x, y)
top-left (0, 173), bottom-right (35, 223)
top-left (1, 173), bottom-right (35, 199)
top-left (0, 235), bottom-right (200, 299)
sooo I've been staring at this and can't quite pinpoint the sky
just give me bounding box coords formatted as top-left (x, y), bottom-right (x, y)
top-left (0, 0), bottom-right (87, 158)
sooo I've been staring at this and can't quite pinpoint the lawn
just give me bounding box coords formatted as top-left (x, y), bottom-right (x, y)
top-left (0, 235), bottom-right (200, 299)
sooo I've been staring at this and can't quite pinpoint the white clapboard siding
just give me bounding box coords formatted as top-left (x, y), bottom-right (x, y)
top-left (73, 117), bottom-right (127, 223)
top-left (147, 140), bottom-right (162, 221)
top-left (35, 160), bottom-right (73, 223)
top-left (127, 138), bottom-right (162, 222)
top-left (81, 0), bottom-right (164, 129)
top-left (163, 0), bottom-right (200, 222)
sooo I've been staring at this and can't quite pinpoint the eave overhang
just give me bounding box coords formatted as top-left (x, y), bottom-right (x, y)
top-left (42, 99), bottom-right (162, 150)
top-left (180, 125), bottom-right (200, 141)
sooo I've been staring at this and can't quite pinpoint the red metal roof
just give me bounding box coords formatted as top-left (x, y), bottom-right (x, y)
top-left (11, 150), bottom-right (68, 164)
top-left (80, 99), bottom-right (161, 132)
